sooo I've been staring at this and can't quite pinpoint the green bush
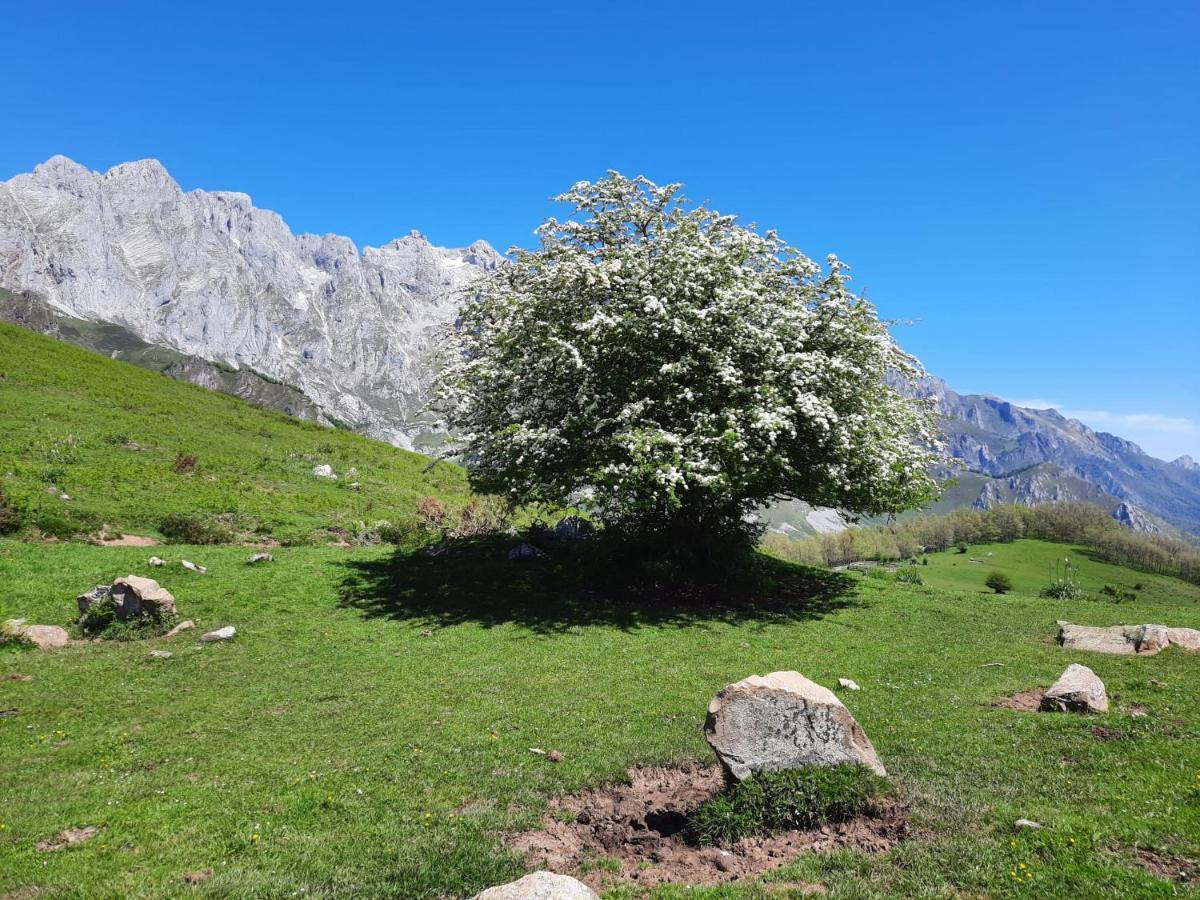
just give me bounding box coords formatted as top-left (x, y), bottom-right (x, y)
top-left (159, 512), bottom-right (235, 545)
top-left (0, 490), bottom-right (21, 534)
top-left (894, 566), bottom-right (924, 585)
top-left (685, 764), bottom-right (890, 846)
top-left (955, 542), bottom-right (969, 554)
top-left (78, 595), bottom-right (179, 641)
top-left (1040, 577), bottom-right (1085, 600)
top-left (985, 571), bottom-right (1012, 594)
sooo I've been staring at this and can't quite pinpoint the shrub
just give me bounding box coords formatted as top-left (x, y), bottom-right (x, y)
top-left (685, 764), bottom-right (890, 846)
top-left (866, 566), bottom-right (893, 581)
top-left (1101, 584), bottom-right (1117, 597)
top-left (416, 496), bottom-right (448, 530)
top-left (159, 512), bottom-right (234, 544)
top-left (894, 566), bottom-right (924, 585)
top-left (0, 490), bottom-right (21, 534)
top-left (79, 595), bottom-right (179, 641)
top-left (985, 572), bottom-right (1012, 594)
top-left (450, 497), bottom-right (511, 539)
top-left (377, 520), bottom-right (418, 545)
top-left (1040, 577), bottom-right (1085, 600)
top-left (955, 542), bottom-right (969, 554)
top-left (172, 452), bottom-right (199, 474)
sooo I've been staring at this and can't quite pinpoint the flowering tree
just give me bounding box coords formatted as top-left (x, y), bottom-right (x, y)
top-left (434, 173), bottom-right (941, 567)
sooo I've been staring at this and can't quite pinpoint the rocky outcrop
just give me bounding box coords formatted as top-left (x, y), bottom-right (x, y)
top-left (1040, 663), bottom-right (1108, 713)
top-left (1058, 621), bottom-right (1200, 656)
top-left (471, 872), bottom-right (598, 900)
top-left (79, 576), bottom-right (177, 619)
top-left (0, 156), bottom-right (500, 448)
top-left (704, 671), bottom-right (886, 780)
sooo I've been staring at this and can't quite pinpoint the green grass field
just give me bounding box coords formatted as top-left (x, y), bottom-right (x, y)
top-left (2, 537), bottom-right (1198, 898)
top-left (2, 323), bottom-right (1199, 897)
top-left (0, 323), bottom-right (470, 544)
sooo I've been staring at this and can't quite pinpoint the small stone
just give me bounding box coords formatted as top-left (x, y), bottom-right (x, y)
top-left (507, 542), bottom-right (546, 562)
top-left (547, 750), bottom-right (564, 763)
top-left (1041, 663), bottom-right (1108, 714)
top-left (705, 671), bottom-right (886, 780)
top-left (35, 826), bottom-right (98, 852)
top-left (7, 674), bottom-right (33, 682)
top-left (149, 556), bottom-right (165, 567)
top-left (200, 626), bottom-right (236, 642)
top-left (471, 871), bottom-right (598, 900)
top-left (419, 628), bottom-right (433, 637)
top-left (247, 552), bottom-right (274, 564)
top-left (181, 560), bottom-right (208, 574)
top-left (837, 678), bottom-right (861, 691)
top-left (148, 650), bottom-right (173, 659)
top-left (166, 620), bottom-right (195, 638)
top-left (1014, 818), bottom-right (1043, 830)
top-left (312, 464), bottom-right (337, 479)
top-left (528, 747), bottom-right (547, 755)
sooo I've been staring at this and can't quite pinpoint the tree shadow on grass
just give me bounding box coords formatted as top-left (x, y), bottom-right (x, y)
top-left (335, 537), bottom-right (860, 634)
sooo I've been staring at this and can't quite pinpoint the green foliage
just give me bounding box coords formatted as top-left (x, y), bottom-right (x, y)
top-left (1041, 577), bottom-right (1085, 600)
top-left (894, 566), bottom-right (924, 585)
top-left (0, 489), bottom-right (22, 534)
top-left (767, 501), bottom-right (1200, 586)
top-left (159, 512), bottom-right (235, 545)
top-left (434, 173), bottom-right (940, 576)
top-left (985, 571), bottom-right (1013, 594)
top-left (866, 566), bottom-right (893, 581)
top-left (0, 323), bottom-right (473, 542)
top-left (685, 764), bottom-right (890, 846)
top-left (76, 596), bottom-right (179, 641)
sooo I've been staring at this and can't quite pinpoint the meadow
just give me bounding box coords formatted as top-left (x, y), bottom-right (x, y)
top-left (2, 537), bottom-right (1198, 898)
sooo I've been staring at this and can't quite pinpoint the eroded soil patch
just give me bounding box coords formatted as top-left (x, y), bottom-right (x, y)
top-left (512, 763), bottom-right (905, 889)
top-left (1137, 849), bottom-right (1198, 883)
top-left (994, 688), bottom-right (1046, 711)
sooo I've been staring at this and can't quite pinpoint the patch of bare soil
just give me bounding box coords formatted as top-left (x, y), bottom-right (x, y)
top-left (35, 826), bottom-right (97, 852)
top-left (95, 534), bottom-right (160, 547)
top-left (511, 763), bottom-right (905, 889)
top-left (994, 688), bottom-right (1046, 711)
top-left (1137, 849), bottom-right (1198, 883)
top-left (1089, 725), bottom-right (1124, 742)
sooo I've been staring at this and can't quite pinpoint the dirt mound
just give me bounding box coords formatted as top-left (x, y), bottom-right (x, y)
top-left (512, 762), bottom-right (905, 889)
top-left (994, 688), bottom-right (1046, 711)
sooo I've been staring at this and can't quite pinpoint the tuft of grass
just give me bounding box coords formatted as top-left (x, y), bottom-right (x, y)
top-left (894, 566), bottom-right (924, 586)
top-left (686, 764), bottom-right (890, 846)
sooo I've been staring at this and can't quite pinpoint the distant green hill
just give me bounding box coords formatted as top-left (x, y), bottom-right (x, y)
top-left (0, 323), bottom-right (469, 543)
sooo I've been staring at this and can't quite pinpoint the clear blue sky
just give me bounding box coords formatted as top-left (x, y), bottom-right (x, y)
top-left (4, 1), bottom-right (1198, 460)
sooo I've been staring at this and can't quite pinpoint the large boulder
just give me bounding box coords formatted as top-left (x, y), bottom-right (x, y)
top-left (471, 872), bottom-right (598, 900)
top-left (4, 621), bottom-right (71, 650)
top-left (704, 671), bottom-right (886, 780)
top-left (1040, 663), bottom-right (1108, 713)
top-left (109, 576), bottom-right (177, 619)
top-left (1057, 621), bottom-right (1200, 656)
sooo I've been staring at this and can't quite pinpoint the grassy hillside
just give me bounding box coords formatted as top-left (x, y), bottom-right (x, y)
top-left (0, 323), bottom-right (470, 543)
top-left (1, 536), bottom-right (1198, 898)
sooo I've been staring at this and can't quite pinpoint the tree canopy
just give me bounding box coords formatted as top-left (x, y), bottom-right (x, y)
top-left (433, 173), bottom-right (941, 560)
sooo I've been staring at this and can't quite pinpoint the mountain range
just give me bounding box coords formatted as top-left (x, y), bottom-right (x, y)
top-left (2, 156), bottom-right (1197, 537)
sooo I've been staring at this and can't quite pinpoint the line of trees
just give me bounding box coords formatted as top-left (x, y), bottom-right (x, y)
top-left (765, 502), bottom-right (1200, 585)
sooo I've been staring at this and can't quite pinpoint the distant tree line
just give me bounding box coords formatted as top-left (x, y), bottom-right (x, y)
top-left (765, 502), bottom-right (1200, 585)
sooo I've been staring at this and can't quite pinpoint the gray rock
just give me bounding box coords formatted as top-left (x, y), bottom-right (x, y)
top-left (165, 620), bottom-right (195, 637)
top-left (1058, 621), bottom-right (1199, 656)
top-left (148, 650), bottom-right (172, 659)
top-left (0, 156), bottom-right (500, 450)
top-left (1014, 818), bottom-right (1043, 830)
top-left (704, 671), bottom-right (886, 780)
top-left (552, 516), bottom-right (595, 541)
top-left (76, 585), bottom-right (113, 615)
top-left (247, 552), bottom-right (274, 564)
top-left (1041, 663), bottom-right (1108, 713)
top-left (507, 542), bottom-right (546, 562)
top-left (5, 622), bottom-right (71, 650)
top-left (148, 556), bottom-right (165, 567)
top-left (312, 464), bottom-right (337, 480)
top-left (1166, 627), bottom-right (1200, 651)
top-left (837, 677), bottom-right (861, 691)
top-left (107, 576), bottom-right (177, 619)
top-left (200, 626), bottom-right (236, 642)
top-left (471, 871), bottom-right (598, 900)
top-left (180, 560), bottom-right (208, 575)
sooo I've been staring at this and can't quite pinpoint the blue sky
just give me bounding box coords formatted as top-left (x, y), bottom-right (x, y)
top-left (3, 1), bottom-right (1198, 460)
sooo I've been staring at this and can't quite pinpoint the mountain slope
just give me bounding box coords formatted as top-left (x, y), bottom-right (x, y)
top-left (0, 156), bottom-right (500, 448)
top-left (0, 323), bottom-right (469, 542)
